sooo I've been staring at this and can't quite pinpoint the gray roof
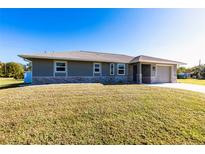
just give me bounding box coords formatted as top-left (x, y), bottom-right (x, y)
top-left (19, 50), bottom-right (186, 65)
top-left (19, 51), bottom-right (134, 63)
top-left (130, 55), bottom-right (186, 65)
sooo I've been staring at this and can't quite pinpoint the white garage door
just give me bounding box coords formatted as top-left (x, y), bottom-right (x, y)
top-left (157, 66), bottom-right (171, 83)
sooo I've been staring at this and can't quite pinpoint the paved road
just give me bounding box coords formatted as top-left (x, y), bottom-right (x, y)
top-left (147, 83), bottom-right (205, 94)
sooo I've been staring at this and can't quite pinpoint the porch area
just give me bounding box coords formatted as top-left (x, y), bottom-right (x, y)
top-left (131, 62), bottom-right (177, 84)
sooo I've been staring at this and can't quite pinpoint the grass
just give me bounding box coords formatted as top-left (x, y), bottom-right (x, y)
top-left (178, 79), bottom-right (205, 86)
top-left (0, 84), bottom-right (205, 144)
top-left (0, 78), bottom-right (23, 89)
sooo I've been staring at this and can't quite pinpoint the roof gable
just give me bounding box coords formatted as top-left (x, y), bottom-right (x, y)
top-left (130, 55), bottom-right (186, 65)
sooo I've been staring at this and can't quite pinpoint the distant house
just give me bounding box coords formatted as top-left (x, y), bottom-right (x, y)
top-left (177, 72), bottom-right (191, 79)
top-left (19, 51), bottom-right (185, 84)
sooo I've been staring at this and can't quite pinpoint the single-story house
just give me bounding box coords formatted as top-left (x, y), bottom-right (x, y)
top-left (177, 72), bottom-right (191, 79)
top-left (19, 51), bottom-right (186, 84)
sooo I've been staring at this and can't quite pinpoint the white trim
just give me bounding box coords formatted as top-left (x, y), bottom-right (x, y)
top-left (54, 61), bottom-right (67, 77)
top-left (30, 61), bottom-right (33, 82)
top-left (110, 63), bottom-right (115, 75)
top-left (117, 63), bottom-right (125, 75)
top-left (151, 64), bottom-right (156, 77)
top-left (139, 63), bottom-right (142, 84)
top-left (93, 63), bottom-right (101, 75)
top-left (127, 64), bottom-right (129, 76)
top-left (156, 64), bottom-right (174, 67)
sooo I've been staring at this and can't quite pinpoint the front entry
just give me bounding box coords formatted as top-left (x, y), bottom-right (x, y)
top-left (142, 64), bottom-right (151, 83)
top-left (132, 63), bottom-right (151, 83)
top-left (133, 64), bottom-right (137, 82)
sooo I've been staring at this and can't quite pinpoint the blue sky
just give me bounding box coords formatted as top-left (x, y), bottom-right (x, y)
top-left (0, 8), bottom-right (205, 67)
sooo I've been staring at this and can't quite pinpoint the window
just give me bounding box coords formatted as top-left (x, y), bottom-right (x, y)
top-left (117, 64), bottom-right (125, 75)
top-left (93, 63), bottom-right (101, 74)
top-left (55, 61), bottom-right (67, 72)
top-left (110, 63), bottom-right (115, 75)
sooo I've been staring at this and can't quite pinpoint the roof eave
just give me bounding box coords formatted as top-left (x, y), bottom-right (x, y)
top-left (129, 60), bottom-right (186, 65)
top-left (18, 55), bottom-right (130, 63)
top-left (140, 60), bottom-right (186, 65)
top-left (18, 54), bottom-right (186, 65)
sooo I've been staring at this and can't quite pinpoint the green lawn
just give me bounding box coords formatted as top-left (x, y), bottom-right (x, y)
top-left (0, 78), bottom-right (23, 88)
top-left (0, 84), bottom-right (205, 144)
top-left (178, 79), bottom-right (205, 86)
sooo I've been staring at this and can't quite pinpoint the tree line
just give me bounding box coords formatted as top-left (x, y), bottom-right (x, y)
top-left (177, 65), bottom-right (205, 79)
top-left (0, 62), bottom-right (25, 79)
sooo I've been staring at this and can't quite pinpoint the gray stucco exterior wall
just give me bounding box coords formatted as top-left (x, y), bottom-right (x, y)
top-left (128, 64), bottom-right (133, 82)
top-left (31, 59), bottom-right (130, 84)
top-left (31, 58), bottom-right (177, 84)
top-left (101, 63), bottom-right (110, 76)
top-left (68, 61), bottom-right (93, 76)
top-left (32, 59), bottom-right (54, 77)
top-left (31, 59), bottom-right (130, 77)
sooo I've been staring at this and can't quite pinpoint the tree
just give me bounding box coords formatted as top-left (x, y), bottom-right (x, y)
top-left (0, 61), bottom-right (5, 77)
top-left (177, 67), bottom-right (187, 74)
top-left (199, 65), bottom-right (205, 79)
top-left (177, 66), bottom-right (192, 74)
top-left (192, 65), bottom-right (205, 79)
top-left (5, 62), bottom-right (24, 79)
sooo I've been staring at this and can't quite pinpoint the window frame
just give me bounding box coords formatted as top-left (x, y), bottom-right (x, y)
top-left (110, 63), bottom-right (115, 75)
top-left (54, 61), bottom-right (67, 73)
top-left (93, 63), bottom-right (101, 74)
top-left (117, 63), bottom-right (125, 75)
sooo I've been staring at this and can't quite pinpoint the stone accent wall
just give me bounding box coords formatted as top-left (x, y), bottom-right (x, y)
top-left (32, 76), bottom-right (131, 85)
top-left (128, 64), bottom-right (133, 82)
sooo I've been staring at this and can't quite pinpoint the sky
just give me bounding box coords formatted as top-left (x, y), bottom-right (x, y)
top-left (0, 8), bottom-right (205, 67)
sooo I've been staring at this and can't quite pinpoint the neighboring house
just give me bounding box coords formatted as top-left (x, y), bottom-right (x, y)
top-left (19, 51), bottom-right (186, 84)
top-left (177, 72), bottom-right (191, 79)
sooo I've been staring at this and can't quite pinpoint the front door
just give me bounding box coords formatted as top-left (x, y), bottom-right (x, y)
top-left (142, 64), bottom-right (151, 83)
top-left (133, 64), bottom-right (137, 82)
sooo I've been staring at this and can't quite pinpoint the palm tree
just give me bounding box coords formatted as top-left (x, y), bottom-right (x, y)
top-left (192, 65), bottom-right (205, 79)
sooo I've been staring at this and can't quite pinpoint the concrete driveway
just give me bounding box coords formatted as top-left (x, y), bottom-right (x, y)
top-left (147, 83), bottom-right (205, 94)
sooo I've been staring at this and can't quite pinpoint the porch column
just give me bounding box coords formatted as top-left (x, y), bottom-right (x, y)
top-left (137, 62), bottom-right (142, 84)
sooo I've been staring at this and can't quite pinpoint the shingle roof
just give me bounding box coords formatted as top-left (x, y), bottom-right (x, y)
top-left (19, 51), bottom-right (186, 65)
top-left (19, 50), bottom-right (134, 63)
top-left (130, 55), bottom-right (186, 65)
